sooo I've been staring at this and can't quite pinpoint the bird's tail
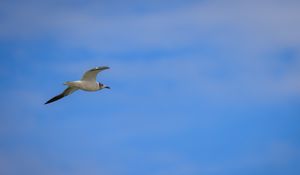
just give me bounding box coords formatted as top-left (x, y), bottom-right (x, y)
top-left (64, 81), bottom-right (72, 86)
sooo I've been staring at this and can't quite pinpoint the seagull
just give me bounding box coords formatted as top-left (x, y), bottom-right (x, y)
top-left (45, 66), bottom-right (110, 104)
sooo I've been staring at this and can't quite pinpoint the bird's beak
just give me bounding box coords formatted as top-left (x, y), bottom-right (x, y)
top-left (105, 86), bottom-right (111, 89)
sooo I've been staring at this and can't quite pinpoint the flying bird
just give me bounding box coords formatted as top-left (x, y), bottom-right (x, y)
top-left (45, 66), bottom-right (110, 104)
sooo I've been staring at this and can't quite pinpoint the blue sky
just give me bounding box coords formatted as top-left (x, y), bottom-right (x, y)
top-left (0, 0), bottom-right (300, 175)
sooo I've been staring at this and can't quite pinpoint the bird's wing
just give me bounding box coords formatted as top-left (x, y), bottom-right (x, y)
top-left (45, 87), bottom-right (78, 104)
top-left (81, 66), bottom-right (110, 82)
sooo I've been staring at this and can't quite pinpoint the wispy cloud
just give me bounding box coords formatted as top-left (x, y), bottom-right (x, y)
top-left (1, 0), bottom-right (299, 51)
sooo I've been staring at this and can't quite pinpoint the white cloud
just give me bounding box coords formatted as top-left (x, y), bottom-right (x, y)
top-left (0, 0), bottom-right (299, 51)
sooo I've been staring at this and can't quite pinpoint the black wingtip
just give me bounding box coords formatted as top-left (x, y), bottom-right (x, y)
top-left (44, 100), bottom-right (53, 105)
top-left (44, 94), bottom-right (65, 105)
top-left (97, 66), bottom-right (110, 70)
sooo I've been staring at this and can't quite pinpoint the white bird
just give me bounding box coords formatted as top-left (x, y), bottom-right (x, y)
top-left (45, 66), bottom-right (110, 104)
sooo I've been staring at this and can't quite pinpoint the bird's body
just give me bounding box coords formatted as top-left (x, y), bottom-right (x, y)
top-left (64, 81), bottom-right (101, 91)
top-left (45, 66), bottom-right (110, 104)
